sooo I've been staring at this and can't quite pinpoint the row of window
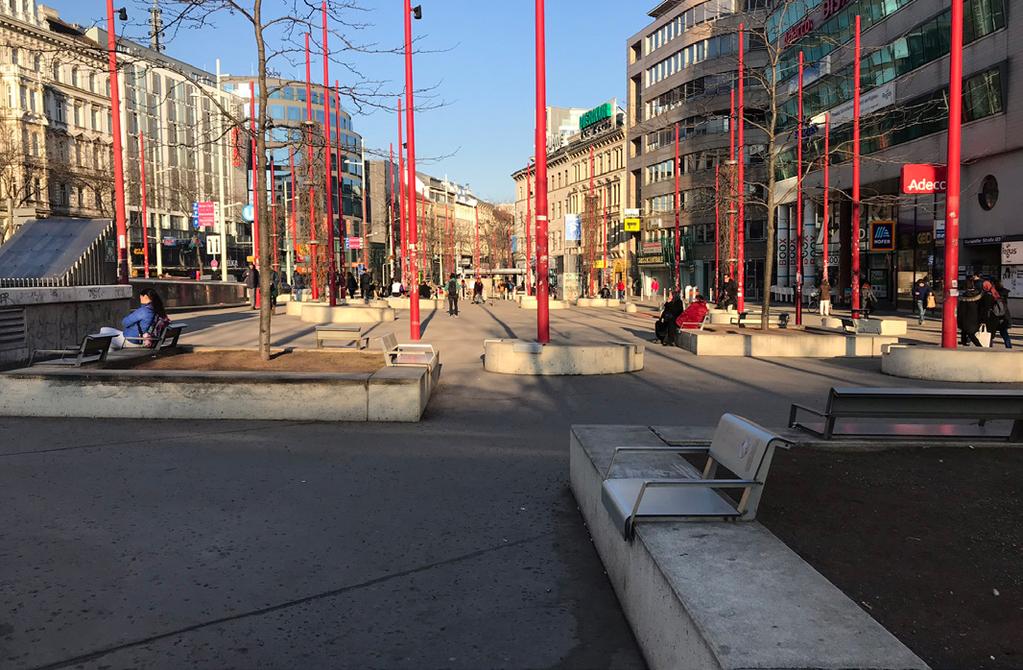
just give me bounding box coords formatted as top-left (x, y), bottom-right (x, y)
top-left (778, 0), bottom-right (1006, 130)
top-left (645, 0), bottom-right (738, 56)
top-left (646, 33), bottom-right (744, 88)
top-left (643, 218), bottom-right (768, 242)
top-left (5, 47), bottom-right (111, 96)
top-left (773, 0), bottom-right (914, 68)
top-left (645, 72), bottom-right (737, 121)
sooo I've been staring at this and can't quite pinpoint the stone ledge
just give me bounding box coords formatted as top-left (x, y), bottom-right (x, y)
top-left (298, 303), bottom-right (397, 324)
top-left (882, 345), bottom-right (1023, 382)
top-left (0, 284), bottom-right (131, 306)
top-left (570, 424), bottom-right (929, 670)
top-left (677, 330), bottom-right (898, 357)
top-left (483, 339), bottom-right (643, 375)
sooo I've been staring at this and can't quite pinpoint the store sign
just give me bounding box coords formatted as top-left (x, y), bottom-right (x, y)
top-left (783, 0), bottom-right (856, 46)
top-left (901, 164), bottom-right (947, 195)
top-left (623, 217), bottom-right (642, 232)
top-left (579, 102), bottom-right (614, 131)
top-left (813, 82), bottom-right (894, 127)
top-left (638, 254), bottom-right (665, 266)
top-left (934, 219), bottom-right (945, 242)
top-left (346, 237), bottom-right (363, 250)
top-left (869, 220), bottom-right (895, 251)
top-left (565, 214), bottom-right (581, 242)
top-left (594, 260), bottom-right (606, 269)
top-left (964, 236), bottom-right (1002, 247)
top-left (1001, 241), bottom-right (1023, 265)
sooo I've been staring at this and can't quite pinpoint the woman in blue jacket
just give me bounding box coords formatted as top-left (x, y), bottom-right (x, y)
top-left (98, 289), bottom-right (168, 349)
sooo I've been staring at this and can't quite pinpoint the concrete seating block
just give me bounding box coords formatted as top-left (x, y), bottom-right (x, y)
top-left (882, 345), bottom-right (1023, 382)
top-left (484, 338), bottom-right (643, 375)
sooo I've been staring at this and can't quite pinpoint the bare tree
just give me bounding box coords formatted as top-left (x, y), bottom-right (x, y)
top-left (0, 122), bottom-right (25, 244)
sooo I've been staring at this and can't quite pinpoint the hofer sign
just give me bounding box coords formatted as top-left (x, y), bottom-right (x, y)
top-left (901, 164), bottom-right (947, 195)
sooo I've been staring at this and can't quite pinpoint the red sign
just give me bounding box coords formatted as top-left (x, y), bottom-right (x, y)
top-left (901, 164), bottom-right (948, 195)
top-left (784, 0), bottom-right (854, 46)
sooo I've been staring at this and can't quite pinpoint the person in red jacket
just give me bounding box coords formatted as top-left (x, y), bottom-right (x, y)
top-left (676, 294), bottom-right (709, 329)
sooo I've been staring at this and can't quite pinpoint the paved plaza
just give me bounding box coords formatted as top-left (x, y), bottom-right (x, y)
top-left (0, 300), bottom-right (1014, 669)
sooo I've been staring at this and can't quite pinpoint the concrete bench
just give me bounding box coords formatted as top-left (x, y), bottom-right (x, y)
top-left (387, 343), bottom-right (438, 370)
top-left (790, 386), bottom-right (1023, 441)
top-left (315, 325), bottom-right (368, 349)
top-left (738, 311), bottom-right (789, 329)
top-left (29, 333), bottom-right (114, 367)
top-left (601, 414), bottom-right (788, 540)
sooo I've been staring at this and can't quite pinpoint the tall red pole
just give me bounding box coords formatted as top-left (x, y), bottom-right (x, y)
top-left (589, 146), bottom-right (596, 296)
top-left (737, 23), bottom-right (746, 312)
top-left (106, 0), bottom-right (128, 283)
top-left (823, 114), bottom-right (830, 284)
top-left (289, 150), bottom-right (299, 260)
top-left (334, 84), bottom-right (347, 286)
top-left (322, 3), bottom-right (337, 306)
top-left (270, 157), bottom-right (279, 272)
top-left (305, 34), bottom-right (319, 301)
top-left (674, 122), bottom-right (681, 291)
top-left (729, 88), bottom-right (736, 277)
top-left (795, 51), bottom-right (804, 325)
top-left (942, 1), bottom-right (964, 348)
top-left (138, 131), bottom-right (150, 278)
top-left (397, 99), bottom-right (407, 288)
top-left (534, 0), bottom-right (550, 343)
top-left (404, 0), bottom-right (421, 340)
top-left (851, 15), bottom-right (862, 318)
top-left (714, 163), bottom-right (720, 300)
top-left (249, 81), bottom-right (259, 267)
top-left (474, 204), bottom-right (480, 279)
top-left (602, 186), bottom-right (608, 288)
top-left (388, 144), bottom-right (395, 281)
top-left (526, 165), bottom-right (533, 295)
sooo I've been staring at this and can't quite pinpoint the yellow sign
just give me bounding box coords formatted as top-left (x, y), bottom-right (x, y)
top-left (132, 248), bottom-right (144, 255)
top-left (246, 255), bottom-right (254, 263)
top-left (594, 260), bottom-right (606, 269)
top-left (623, 217), bottom-right (641, 232)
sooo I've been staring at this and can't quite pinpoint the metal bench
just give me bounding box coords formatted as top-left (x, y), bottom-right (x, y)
top-left (370, 332), bottom-right (398, 352)
top-left (738, 311), bottom-right (789, 329)
top-left (601, 414), bottom-right (788, 540)
top-left (679, 314), bottom-right (710, 331)
top-left (29, 334), bottom-right (114, 367)
top-left (387, 343), bottom-right (437, 369)
top-left (315, 325), bottom-right (368, 349)
top-left (789, 387), bottom-right (1023, 441)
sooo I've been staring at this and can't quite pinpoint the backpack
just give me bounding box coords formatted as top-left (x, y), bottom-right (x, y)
top-left (992, 299), bottom-right (1007, 319)
top-left (143, 314), bottom-right (172, 348)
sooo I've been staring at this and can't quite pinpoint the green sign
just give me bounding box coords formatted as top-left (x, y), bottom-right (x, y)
top-left (579, 102), bottom-right (613, 130)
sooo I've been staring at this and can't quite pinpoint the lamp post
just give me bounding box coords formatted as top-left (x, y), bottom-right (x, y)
top-left (397, 99), bottom-right (407, 288)
top-left (851, 15), bottom-right (862, 318)
top-left (673, 122), bottom-right (681, 292)
top-left (105, 1), bottom-right (128, 283)
top-left (795, 51), bottom-right (804, 325)
top-left (737, 22), bottom-right (745, 312)
top-left (942, 0), bottom-right (964, 348)
top-left (534, 0), bottom-right (550, 343)
top-left (138, 131), bottom-right (149, 278)
top-left (404, 0), bottom-right (422, 340)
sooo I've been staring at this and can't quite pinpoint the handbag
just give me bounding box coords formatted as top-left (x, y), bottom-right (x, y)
top-left (926, 293), bottom-right (936, 309)
top-left (976, 324), bottom-right (992, 348)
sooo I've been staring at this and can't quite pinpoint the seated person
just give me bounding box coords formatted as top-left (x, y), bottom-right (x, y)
top-left (599, 285), bottom-right (612, 299)
top-left (419, 281), bottom-right (433, 299)
top-left (676, 293), bottom-right (709, 330)
top-left (391, 280), bottom-right (404, 297)
top-left (655, 290), bottom-right (685, 345)
top-left (97, 289), bottom-right (170, 349)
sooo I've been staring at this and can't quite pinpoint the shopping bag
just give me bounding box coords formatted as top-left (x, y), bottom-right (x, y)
top-left (926, 294), bottom-right (936, 309)
top-left (976, 325), bottom-right (992, 347)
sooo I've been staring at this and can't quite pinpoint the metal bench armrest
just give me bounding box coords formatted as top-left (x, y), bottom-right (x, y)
top-left (604, 446), bottom-right (710, 479)
top-left (628, 478), bottom-right (761, 534)
top-left (788, 402), bottom-right (825, 428)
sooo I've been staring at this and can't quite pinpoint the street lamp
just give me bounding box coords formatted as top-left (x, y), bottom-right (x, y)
top-left (106, 1), bottom-right (129, 283)
top-left (404, 0), bottom-right (422, 340)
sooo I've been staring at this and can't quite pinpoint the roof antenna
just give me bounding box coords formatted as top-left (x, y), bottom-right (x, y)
top-left (149, 0), bottom-right (164, 53)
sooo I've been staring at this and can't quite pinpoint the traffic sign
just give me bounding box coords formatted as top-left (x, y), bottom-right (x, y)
top-left (623, 217), bottom-right (641, 232)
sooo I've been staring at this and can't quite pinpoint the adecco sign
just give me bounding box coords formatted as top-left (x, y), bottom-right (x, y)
top-left (901, 164), bottom-right (947, 195)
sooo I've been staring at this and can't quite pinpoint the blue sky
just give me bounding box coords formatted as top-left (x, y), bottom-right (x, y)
top-left (46, 1), bottom-right (648, 203)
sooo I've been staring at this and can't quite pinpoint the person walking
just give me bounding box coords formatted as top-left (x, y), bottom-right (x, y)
top-left (861, 281), bottom-right (877, 318)
top-left (818, 276), bottom-right (832, 317)
top-left (957, 278), bottom-right (984, 346)
top-left (912, 278), bottom-right (932, 325)
top-left (446, 273), bottom-right (460, 317)
top-left (244, 262), bottom-right (260, 309)
top-left (360, 270), bottom-right (373, 303)
top-left (651, 278), bottom-right (660, 300)
top-left (982, 280), bottom-right (1012, 348)
top-left (345, 271), bottom-right (358, 301)
top-left (473, 278), bottom-right (484, 304)
top-left (616, 278), bottom-right (626, 301)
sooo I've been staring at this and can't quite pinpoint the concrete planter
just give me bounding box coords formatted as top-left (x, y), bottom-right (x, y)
top-left (0, 363), bottom-right (434, 422)
top-left (298, 303), bottom-right (396, 324)
top-left (517, 297), bottom-right (570, 310)
top-left (677, 330), bottom-right (898, 357)
top-left (882, 345), bottom-right (1023, 382)
top-left (574, 298), bottom-right (623, 308)
top-left (484, 338), bottom-right (643, 375)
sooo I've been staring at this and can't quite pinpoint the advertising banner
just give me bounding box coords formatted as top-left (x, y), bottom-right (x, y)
top-left (565, 214), bottom-right (581, 242)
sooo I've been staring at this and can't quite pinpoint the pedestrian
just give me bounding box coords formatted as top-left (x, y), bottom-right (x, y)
top-left (446, 272), bottom-right (460, 317)
top-left (719, 274), bottom-right (737, 310)
top-left (360, 270), bottom-right (373, 303)
top-left (97, 289), bottom-right (170, 350)
top-left (982, 280), bottom-right (1012, 348)
top-left (861, 281), bottom-right (877, 318)
top-left (269, 269), bottom-right (279, 307)
top-left (599, 284), bottom-right (611, 299)
top-left (243, 262), bottom-right (259, 309)
top-left (418, 280), bottom-right (432, 299)
top-left (957, 278), bottom-right (984, 346)
top-left (651, 278), bottom-right (660, 299)
top-left (655, 289), bottom-right (684, 345)
top-left (391, 277), bottom-right (404, 297)
top-left (616, 278), bottom-right (626, 301)
top-left (912, 278), bottom-right (932, 325)
top-left (818, 275), bottom-right (832, 317)
top-left (506, 278), bottom-right (516, 300)
top-left (473, 277), bottom-right (484, 304)
top-left (460, 278), bottom-right (467, 299)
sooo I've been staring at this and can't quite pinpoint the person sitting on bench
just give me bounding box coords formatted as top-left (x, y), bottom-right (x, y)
top-left (97, 289), bottom-right (170, 349)
top-left (655, 290), bottom-right (685, 345)
top-left (676, 293), bottom-right (709, 330)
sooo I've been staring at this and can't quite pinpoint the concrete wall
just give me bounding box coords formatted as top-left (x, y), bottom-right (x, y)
top-left (0, 285), bottom-right (131, 369)
top-left (130, 279), bottom-right (247, 309)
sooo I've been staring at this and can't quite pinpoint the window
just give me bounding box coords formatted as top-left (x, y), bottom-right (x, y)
top-left (89, 72), bottom-right (96, 92)
top-left (52, 60), bottom-right (60, 82)
top-left (70, 67), bottom-right (79, 87)
top-left (10, 47), bottom-right (17, 66)
top-left (645, 159), bottom-right (674, 185)
top-left (30, 133), bottom-right (38, 156)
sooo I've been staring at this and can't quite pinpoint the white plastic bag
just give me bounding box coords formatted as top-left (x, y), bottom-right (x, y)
top-left (976, 324), bottom-right (992, 347)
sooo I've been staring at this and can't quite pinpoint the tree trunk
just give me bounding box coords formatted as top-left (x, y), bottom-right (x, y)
top-left (253, 1), bottom-right (273, 361)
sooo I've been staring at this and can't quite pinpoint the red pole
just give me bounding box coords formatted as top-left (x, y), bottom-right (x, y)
top-left (942, 0), bottom-right (964, 348)
top-left (602, 186), bottom-right (608, 288)
top-left (851, 15), bottom-right (862, 318)
top-left (714, 163), bottom-right (719, 300)
top-left (404, 0), bottom-right (421, 340)
top-left (795, 51), bottom-right (804, 325)
top-left (526, 165), bottom-right (533, 295)
top-left (397, 99), bottom-right (407, 288)
top-left (535, 0), bottom-right (550, 343)
top-left (388, 143), bottom-right (395, 281)
top-left (737, 23), bottom-right (746, 312)
top-left (138, 131), bottom-right (149, 278)
top-left (322, 3), bottom-right (337, 306)
top-left (271, 157), bottom-right (279, 273)
top-left (474, 204), bottom-right (480, 279)
top-left (106, 0), bottom-right (128, 283)
top-left (289, 150), bottom-right (299, 260)
top-left (334, 83), bottom-right (346, 288)
top-left (674, 122), bottom-right (681, 291)
top-left (305, 33), bottom-right (319, 301)
top-left (589, 146), bottom-right (595, 296)
top-left (729, 88), bottom-right (736, 277)
top-left (823, 114), bottom-right (830, 284)
top-left (249, 81), bottom-right (259, 267)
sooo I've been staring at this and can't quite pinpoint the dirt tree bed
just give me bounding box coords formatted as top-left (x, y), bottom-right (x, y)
top-left (120, 350), bottom-right (385, 374)
top-left (758, 447), bottom-right (1023, 670)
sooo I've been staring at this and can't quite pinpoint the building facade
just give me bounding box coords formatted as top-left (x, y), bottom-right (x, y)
top-left (626, 0), bottom-right (769, 300)
top-left (0, 2), bottom-right (113, 243)
top-left (512, 102), bottom-right (628, 300)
